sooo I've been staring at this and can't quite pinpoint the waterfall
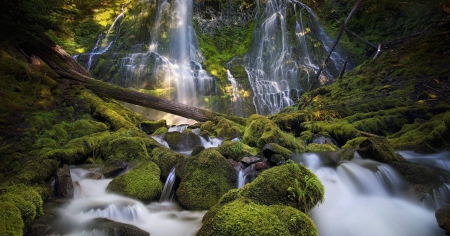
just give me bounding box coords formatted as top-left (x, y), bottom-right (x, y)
top-left (160, 167), bottom-right (177, 202)
top-left (226, 70), bottom-right (245, 117)
top-left (82, 10), bottom-right (125, 72)
top-left (293, 152), bottom-right (444, 236)
top-left (245, 0), bottom-right (350, 115)
top-left (118, 0), bottom-right (215, 124)
top-left (49, 166), bottom-right (205, 236)
top-left (237, 169), bottom-right (246, 188)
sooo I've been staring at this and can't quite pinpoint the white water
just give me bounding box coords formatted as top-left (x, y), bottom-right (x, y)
top-left (160, 167), bottom-right (177, 202)
top-left (52, 167), bottom-right (205, 236)
top-left (246, 0), bottom-right (349, 115)
top-left (293, 152), bottom-right (444, 236)
top-left (226, 70), bottom-right (245, 117)
top-left (119, 0), bottom-right (215, 124)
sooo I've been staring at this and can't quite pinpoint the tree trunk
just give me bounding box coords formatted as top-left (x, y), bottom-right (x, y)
top-left (308, 0), bottom-right (362, 92)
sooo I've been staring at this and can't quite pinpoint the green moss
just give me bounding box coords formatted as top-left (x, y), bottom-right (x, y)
top-left (43, 131), bottom-right (110, 164)
top-left (0, 193), bottom-right (36, 225)
top-left (104, 136), bottom-right (151, 162)
top-left (176, 149), bottom-right (237, 210)
top-left (152, 126), bottom-right (168, 136)
top-left (358, 137), bottom-right (405, 164)
top-left (243, 116), bottom-right (305, 152)
top-left (200, 117), bottom-right (246, 140)
top-left (342, 137), bottom-right (367, 149)
top-left (388, 114), bottom-right (448, 150)
top-left (219, 163), bottom-right (324, 213)
top-left (0, 201), bottom-right (24, 236)
top-left (198, 198), bottom-right (317, 236)
top-left (303, 121), bottom-right (358, 146)
top-left (4, 159), bottom-right (58, 186)
top-left (217, 141), bottom-right (258, 161)
top-left (305, 143), bottom-right (337, 152)
top-left (150, 147), bottom-right (185, 179)
top-left (107, 161), bottom-right (163, 203)
top-left (140, 120), bottom-right (167, 135)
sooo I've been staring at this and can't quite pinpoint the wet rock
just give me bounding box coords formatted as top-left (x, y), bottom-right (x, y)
top-left (217, 141), bottom-right (257, 161)
top-left (164, 132), bottom-right (202, 151)
top-left (413, 142), bottom-right (436, 154)
top-left (254, 162), bottom-right (267, 171)
top-left (56, 164), bottom-right (74, 198)
top-left (85, 172), bottom-right (102, 180)
top-left (140, 119), bottom-right (167, 134)
top-left (103, 159), bottom-right (127, 178)
top-left (436, 204), bottom-right (450, 235)
top-left (226, 159), bottom-right (239, 168)
top-left (84, 218), bottom-right (150, 236)
top-left (263, 143), bottom-right (292, 165)
top-left (312, 133), bottom-right (338, 145)
top-left (240, 156), bottom-right (261, 166)
top-left (357, 137), bottom-right (404, 164)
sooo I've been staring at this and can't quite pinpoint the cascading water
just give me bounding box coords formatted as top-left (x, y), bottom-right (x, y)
top-left (160, 167), bottom-right (177, 202)
top-left (245, 0), bottom-right (350, 115)
top-left (49, 167), bottom-right (205, 236)
top-left (293, 152), bottom-right (444, 236)
top-left (226, 70), bottom-right (245, 117)
top-left (118, 0), bottom-right (215, 124)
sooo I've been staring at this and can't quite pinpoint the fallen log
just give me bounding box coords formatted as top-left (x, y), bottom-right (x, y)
top-left (28, 35), bottom-right (245, 124)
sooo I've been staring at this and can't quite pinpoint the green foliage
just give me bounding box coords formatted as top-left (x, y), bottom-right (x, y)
top-left (176, 149), bottom-right (237, 210)
top-left (201, 116), bottom-right (246, 140)
top-left (107, 161), bottom-right (163, 202)
top-left (303, 121), bottom-right (358, 146)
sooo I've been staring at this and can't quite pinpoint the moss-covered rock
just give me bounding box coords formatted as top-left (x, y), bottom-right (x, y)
top-left (263, 143), bottom-right (293, 165)
top-left (305, 143), bottom-right (337, 152)
top-left (303, 121), bottom-right (358, 146)
top-left (271, 111), bottom-right (307, 136)
top-left (176, 149), bottom-right (237, 210)
top-left (218, 163), bottom-right (324, 213)
top-left (197, 198), bottom-right (318, 236)
top-left (107, 161), bottom-right (163, 203)
top-left (140, 119), bottom-right (167, 135)
top-left (4, 159), bottom-right (58, 186)
top-left (342, 137), bottom-right (367, 149)
top-left (104, 137), bottom-right (151, 161)
top-left (200, 116), bottom-right (246, 140)
top-left (43, 131), bottom-right (110, 164)
top-left (358, 137), bottom-right (405, 164)
top-left (0, 201), bottom-right (24, 236)
top-left (150, 147), bottom-right (185, 179)
top-left (388, 115), bottom-right (448, 150)
top-left (164, 132), bottom-right (202, 151)
top-left (243, 116), bottom-right (305, 152)
top-left (217, 141), bottom-right (258, 162)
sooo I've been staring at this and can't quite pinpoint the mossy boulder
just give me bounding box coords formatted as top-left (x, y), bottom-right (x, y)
top-left (4, 159), bottom-right (58, 186)
top-left (305, 143), bottom-right (337, 152)
top-left (0, 186), bottom-right (43, 226)
top-left (263, 143), bottom-right (293, 165)
top-left (164, 132), bottom-right (202, 151)
top-left (271, 111), bottom-right (307, 136)
top-left (217, 141), bottom-right (258, 161)
top-left (342, 137), bottom-right (367, 149)
top-left (218, 163), bottom-right (324, 213)
top-left (243, 116), bottom-right (305, 152)
top-left (150, 147), bottom-right (185, 179)
top-left (200, 116), bottom-right (246, 140)
top-left (104, 137), bottom-right (151, 161)
top-left (70, 119), bottom-right (109, 139)
top-left (0, 201), bottom-right (24, 236)
top-left (107, 161), bottom-right (163, 203)
top-left (140, 119), bottom-right (167, 135)
top-left (357, 137), bottom-right (405, 164)
top-left (197, 198), bottom-right (318, 236)
top-left (303, 121), bottom-right (359, 146)
top-left (176, 149), bottom-right (237, 210)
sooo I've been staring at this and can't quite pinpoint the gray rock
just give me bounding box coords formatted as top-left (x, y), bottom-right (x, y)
top-left (103, 159), bottom-right (128, 178)
top-left (56, 164), bottom-right (74, 198)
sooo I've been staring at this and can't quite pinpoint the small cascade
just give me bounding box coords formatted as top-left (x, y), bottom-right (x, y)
top-left (293, 152), bottom-right (444, 236)
top-left (49, 166), bottom-right (205, 236)
top-left (245, 0), bottom-right (350, 115)
top-left (78, 10), bottom-right (125, 72)
top-left (237, 169), bottom-right (246, 188)
top-left (168, 124), bottom-right (189, 133)
top-left (226, 70), bottom-right (245, 117)
top-left (160, 167), bottom-right (177, 203)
